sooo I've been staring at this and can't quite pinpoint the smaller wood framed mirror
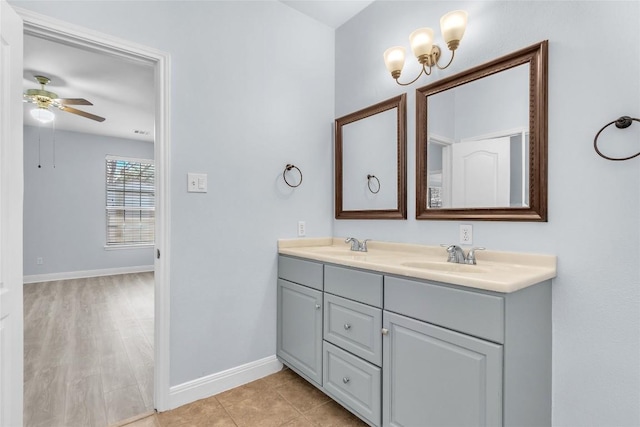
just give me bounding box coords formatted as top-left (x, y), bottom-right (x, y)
top-left (416, 41), bottom-right (548, 221)
top-left (335, 94), bottom-right (407, 219)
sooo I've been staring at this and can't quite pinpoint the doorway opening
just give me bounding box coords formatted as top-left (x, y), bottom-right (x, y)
top-left (19, 7), bottom-right (171, 424)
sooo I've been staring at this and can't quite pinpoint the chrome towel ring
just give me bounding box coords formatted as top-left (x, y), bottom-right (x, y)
top-left (594, 116), bottom-right (640, 161)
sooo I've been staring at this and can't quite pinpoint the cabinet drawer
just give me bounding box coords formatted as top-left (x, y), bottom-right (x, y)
top-left (385, 276), bottom-right (505, 343)
top-left (324, 294), bottom-right (382, 366)
top-left (325, 265), bottom-right (383, 307)
top-left (323, 341), bottom-right (381, 427)
top-left (278, 255), bottom-right (323, 291)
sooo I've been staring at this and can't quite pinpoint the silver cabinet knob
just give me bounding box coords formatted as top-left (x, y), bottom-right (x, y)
top-left (381, 328), bottom-right (389, 335)
top-left (344, 323), bottom-right (351, 330)
top-left (315, 304), bottom-right (321, 310)
top-left (343, 377), bottom-right (350, 384)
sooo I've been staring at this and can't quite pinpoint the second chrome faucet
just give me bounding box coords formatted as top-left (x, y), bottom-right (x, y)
top-left (445, 245), bottom-right (485, 265)
top-left (345, 237), bottom-right (369, 252)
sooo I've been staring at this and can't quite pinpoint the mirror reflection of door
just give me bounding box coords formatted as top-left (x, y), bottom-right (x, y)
top-left (451, 137), bottom-right (510, 208)
top-left (429, 130), bottom-right (529, 209)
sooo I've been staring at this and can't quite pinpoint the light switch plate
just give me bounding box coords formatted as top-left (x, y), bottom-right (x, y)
top-left (187, 173), bottom-right (207, 193)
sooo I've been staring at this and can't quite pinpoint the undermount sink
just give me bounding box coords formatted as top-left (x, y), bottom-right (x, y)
top-left (401, 261), bottom-right (490, 274)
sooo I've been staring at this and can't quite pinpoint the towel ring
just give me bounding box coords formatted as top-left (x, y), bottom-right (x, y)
top-left (594, 116), bottom-right (640, 161)
top-left (283, 164), bottom-right (303, 188)
top-left (367, 174), bottom-right (380, 194)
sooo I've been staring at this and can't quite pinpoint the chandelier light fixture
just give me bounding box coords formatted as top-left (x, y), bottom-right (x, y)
top-left (383, 10), bottom-right (468, 86)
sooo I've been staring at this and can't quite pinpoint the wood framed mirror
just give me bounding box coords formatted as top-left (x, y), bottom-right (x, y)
top-left (416, 40), bottom-right (548, 221)
top-left (335, 94), bottom-right (407, 219)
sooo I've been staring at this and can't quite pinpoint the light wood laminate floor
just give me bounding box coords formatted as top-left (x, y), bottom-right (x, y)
top-left (24, 272), bottom-right (154, 427)
top-left (122, 368), bottom-right (367, 427)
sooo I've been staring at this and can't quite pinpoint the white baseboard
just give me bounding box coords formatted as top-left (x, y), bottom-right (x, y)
top-left (167, 355), bottom-right (283, 410)
top-left (23, 265), bottom-right (154, 284)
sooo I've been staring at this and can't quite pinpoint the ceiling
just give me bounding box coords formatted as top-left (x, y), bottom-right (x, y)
top-left (23, 34), bottom-right (155, 143)
top-left (22, 1), bottom-right (372, 143)
top-left (280, 0), bottom-right (374, 28)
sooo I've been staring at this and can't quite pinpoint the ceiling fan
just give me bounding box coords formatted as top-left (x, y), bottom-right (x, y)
top-left (23, 75), bottom-right (105, 123)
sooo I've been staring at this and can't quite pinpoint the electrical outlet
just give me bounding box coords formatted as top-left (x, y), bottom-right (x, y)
top-left (36, 257), bottom-right (43, 265)
top-left (459, 224), bottom-right (473, 245)
top-left (297, 221), bottom-right (306, 237)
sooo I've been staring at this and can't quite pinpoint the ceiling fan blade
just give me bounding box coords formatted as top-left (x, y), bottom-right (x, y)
top-left (56, 98), bottom-right (93, 106)
top-left (62, 106), bottom-right (106, 122)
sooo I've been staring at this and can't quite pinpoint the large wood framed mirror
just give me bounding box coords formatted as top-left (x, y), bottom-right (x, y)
top-left (416, 40), bottom-right (548, 221)
top-left (335, 94), bottom-right (407, 219)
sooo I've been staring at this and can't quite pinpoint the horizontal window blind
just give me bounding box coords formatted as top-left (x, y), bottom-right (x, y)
top-left (106, 157), bottom-right (155, 246)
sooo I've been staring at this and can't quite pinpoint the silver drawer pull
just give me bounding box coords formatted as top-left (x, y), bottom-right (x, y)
top-left (344, 323), bottom-right (351, 330)
top-left (343, 377), bottom-right (350, 384)
top-left (315, 304), bottom-right (321, 310)
top-left (381, 328), bottom-right (389, 336)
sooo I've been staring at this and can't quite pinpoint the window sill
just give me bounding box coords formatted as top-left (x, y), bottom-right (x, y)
top-left (104, 244), bottom-right (154, 251)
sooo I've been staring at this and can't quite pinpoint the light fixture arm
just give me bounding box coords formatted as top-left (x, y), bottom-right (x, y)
top-left (434, 48), bottom-right (455, 70)
top-left (394, 64), bottom-right (431, 86)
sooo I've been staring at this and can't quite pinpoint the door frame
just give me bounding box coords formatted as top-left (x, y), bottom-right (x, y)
top-left (15, 7), bottom-right (172, 411)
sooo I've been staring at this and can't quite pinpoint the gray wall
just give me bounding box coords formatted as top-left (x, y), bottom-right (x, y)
top-left (11, 0), bottom-right (335, 387)
top-left (335, 1), bottom-right (639, 426)
top-left (23, 125), bottom-right (154, 276)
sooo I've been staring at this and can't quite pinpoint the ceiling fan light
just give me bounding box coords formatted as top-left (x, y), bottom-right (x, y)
top-left (30, 107), bottom-right (55, 123)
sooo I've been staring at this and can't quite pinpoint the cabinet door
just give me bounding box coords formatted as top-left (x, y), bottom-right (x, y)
top-left (383, 311), bottom-right (503, 427)
top-left (277, 279), bottom-right (323, 386)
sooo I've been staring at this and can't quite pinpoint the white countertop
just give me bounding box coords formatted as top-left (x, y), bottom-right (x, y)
top-left (278, 238), bottom-right (557, 293)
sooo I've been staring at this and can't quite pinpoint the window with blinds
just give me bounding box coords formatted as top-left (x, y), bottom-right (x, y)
top-left (106, 156), bottom-right (155, 246)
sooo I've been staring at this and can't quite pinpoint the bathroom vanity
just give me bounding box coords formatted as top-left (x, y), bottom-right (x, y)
top-left (276, 238), bottom-right (556, 427)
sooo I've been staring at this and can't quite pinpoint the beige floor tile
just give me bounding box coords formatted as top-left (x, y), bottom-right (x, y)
top-left (304, 401), bottom-right (367, 427)
top-left (260, 367), bottom-right (300, 389)
top-left (276, 376), bottom-right (330, 413)
top-left (158, 397), bottom-right (236, 427)
top-left (215, 379), bottom-right (271, 407)
top-left (224, 392), bottom-right (300, 427)
top-left (281, 415), bottom-right (316, 426)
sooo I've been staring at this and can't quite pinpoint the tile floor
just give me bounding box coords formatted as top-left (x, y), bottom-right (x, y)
top-left (122, 368), bottom-right (367, 427)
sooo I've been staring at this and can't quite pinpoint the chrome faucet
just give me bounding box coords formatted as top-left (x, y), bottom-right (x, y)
top-left (345, 237), bottom-right (369, 252)
top-left (446, 245), bottom-right (467, 263)
top-left (465, 247), bottom-right (485, 265)
top-left (445, 245), bottom-right (485, 265)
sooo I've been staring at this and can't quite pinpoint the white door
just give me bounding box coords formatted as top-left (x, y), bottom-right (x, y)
top-left (0, 1), bottom-right (23, 426)
top-left (451, 137), bottom-right (510, 208)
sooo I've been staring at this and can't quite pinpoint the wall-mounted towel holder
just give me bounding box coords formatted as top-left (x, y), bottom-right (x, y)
top-left (367, 174), bottom-right (380, 194)
top-left (283, 164), bottom-right (303, 187)
top-left (594, 116), bottom-right (640, 161)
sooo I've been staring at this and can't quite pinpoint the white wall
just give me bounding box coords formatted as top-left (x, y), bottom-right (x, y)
top-left (11, 0), bottom-right (335, 387)
top-left (23, 125), bottom-right (154, 277)
top-left (335, 1), bottom-right (639, 425)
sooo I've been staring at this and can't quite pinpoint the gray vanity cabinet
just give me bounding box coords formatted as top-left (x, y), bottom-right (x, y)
top-left (276, 257), bottom-right (324, 386)
top-left (277, 255), bottom-right (552, 427)
top-left (382, 311), bottom-right (502, 427)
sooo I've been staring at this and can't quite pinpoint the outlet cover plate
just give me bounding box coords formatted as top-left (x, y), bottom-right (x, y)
top-left (459, 224), bottom-right (473, 245)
